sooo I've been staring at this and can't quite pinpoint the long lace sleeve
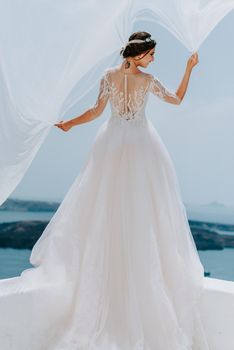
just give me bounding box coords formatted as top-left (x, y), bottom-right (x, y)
top-left (149, 74), bottom-right (181, 105)
top-left (90, 71), bottom-right (110, 118)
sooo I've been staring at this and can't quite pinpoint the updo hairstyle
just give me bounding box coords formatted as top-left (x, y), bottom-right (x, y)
top-left (120, 31), bottom-right (157, 58)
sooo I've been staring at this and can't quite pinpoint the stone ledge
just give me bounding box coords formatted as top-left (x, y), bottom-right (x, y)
top-left (199, 277), bottom-right (234, 350)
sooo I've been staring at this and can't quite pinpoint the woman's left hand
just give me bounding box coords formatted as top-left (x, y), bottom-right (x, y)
top-left (54, 120), bottom-right (73, 132)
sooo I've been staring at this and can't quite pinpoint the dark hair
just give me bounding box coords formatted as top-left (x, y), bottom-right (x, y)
top-left (120, 31), bottom-right (156, 58)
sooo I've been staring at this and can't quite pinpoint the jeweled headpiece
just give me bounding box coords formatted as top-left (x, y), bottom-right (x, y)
top-left (121, 37), bottom-right (153, 51)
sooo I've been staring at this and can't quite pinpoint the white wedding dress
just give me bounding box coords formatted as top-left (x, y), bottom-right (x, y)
top-left (0, 67), bottom-right (210, 350)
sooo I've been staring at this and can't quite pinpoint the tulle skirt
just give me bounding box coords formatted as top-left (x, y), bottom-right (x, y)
top-left (0, 115), bottom-right (210, 349)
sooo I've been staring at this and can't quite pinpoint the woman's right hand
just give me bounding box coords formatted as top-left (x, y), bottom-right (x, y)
top-left (54, 120), bottom-right (73, 132)
top-left (187, 52), bottom-right (199, 71)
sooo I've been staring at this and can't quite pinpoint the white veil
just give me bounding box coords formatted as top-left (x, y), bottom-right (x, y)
top-left (0, 0), bottom-right (233, 206)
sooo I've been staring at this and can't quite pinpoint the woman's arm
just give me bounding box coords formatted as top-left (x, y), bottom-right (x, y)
top-left (55, 72), bottom-right (109, 132)
top-left (176, 52), bottom-right (199, 103)
top-left (149, 52), bottom-right (199, 105)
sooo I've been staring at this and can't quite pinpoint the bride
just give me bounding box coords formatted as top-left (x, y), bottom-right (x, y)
top-left (0, 31), bottom-right (209, 350)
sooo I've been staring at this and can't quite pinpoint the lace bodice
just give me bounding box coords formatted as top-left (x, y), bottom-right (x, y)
top-left (90, 66), bottom-right (181, 122)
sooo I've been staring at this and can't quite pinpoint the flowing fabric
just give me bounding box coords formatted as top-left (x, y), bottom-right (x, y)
top-left (0, 0), bottom-right (234, 205)
top-left (0, 67), bottom-right (210, 349)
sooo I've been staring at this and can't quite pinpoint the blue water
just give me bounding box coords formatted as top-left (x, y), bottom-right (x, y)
top-left (0, 247), bottom-right (233, 282)
top-left (0, 211), bottom-right (51, 279)
top-left (0, 248), bottom-right (32, 279)
top-left (0, 211), bottom-right (234, 282)
top-left (198, 248), bottom-right (234, 281)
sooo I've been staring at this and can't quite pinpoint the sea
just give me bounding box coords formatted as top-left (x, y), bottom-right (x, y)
top-left (0, 211), bottom-right (234, 282)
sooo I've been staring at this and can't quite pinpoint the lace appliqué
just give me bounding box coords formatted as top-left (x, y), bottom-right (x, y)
top-left (98, 73), bottom-right (110, 101)
top-left (149, 74), bottom-right (181, 104)
top-left (89, 70), bottom-right (180, 123)
top-left (89, 72), bottom-right (110, 118)
top-left (109, 77), bottom-right (148, 121)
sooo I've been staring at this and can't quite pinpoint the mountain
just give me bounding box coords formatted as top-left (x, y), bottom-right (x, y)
top-left (185, 201), bottom-right (234, 225)
top-left (0, 199), bottom-right (234, 250)
top-left (0, 218), bottom-right (233, 251)
top-left (0, 198), bottom-right (60, 212)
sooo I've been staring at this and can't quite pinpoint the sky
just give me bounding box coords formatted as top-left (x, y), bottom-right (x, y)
top-left (10, 10), bottom-right (234, 207)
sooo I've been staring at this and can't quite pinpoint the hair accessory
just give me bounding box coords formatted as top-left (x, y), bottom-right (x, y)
top-left (121, 37), bottom-right (153, 53)
top-left (128, 39), bottom-right (145, 44)
top-left (145, 37), bottom-right (152, 42)
top-left (128, 37), bottom-right (152, 45)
